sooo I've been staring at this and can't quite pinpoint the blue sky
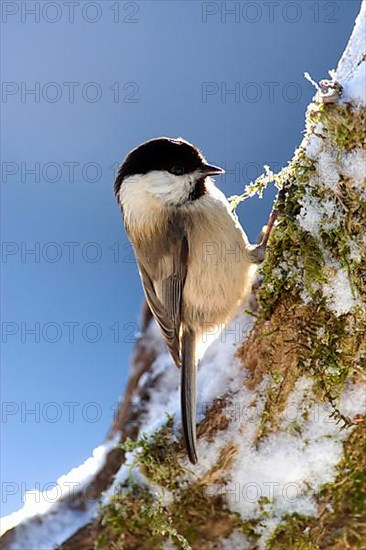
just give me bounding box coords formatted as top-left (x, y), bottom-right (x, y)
top-left (1, 0), bottom-right (360, 516)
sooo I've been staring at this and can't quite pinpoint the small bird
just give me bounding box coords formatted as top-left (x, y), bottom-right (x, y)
top-left (114, 137), bottom-right (269, 464)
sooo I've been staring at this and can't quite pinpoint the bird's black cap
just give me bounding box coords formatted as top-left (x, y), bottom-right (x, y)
top-left (114, 137), bottom-right (223, 196)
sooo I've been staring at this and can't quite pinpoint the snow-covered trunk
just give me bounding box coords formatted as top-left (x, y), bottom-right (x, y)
top-left (1, 4), bottom-right (365, 550)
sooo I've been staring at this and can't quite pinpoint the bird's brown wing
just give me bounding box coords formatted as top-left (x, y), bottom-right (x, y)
top-left (135, 234), bottom-right (189, 366)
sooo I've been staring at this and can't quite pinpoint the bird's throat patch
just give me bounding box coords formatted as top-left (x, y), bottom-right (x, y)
top-left (188, 178), bottom-right (207, 201)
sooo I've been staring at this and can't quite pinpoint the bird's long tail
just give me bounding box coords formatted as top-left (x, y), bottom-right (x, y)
top-left (181, 328), bottom-right (198, 464)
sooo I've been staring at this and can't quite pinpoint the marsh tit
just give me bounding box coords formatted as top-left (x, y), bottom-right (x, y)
top-left (114, 137), bottom-right (268, 464)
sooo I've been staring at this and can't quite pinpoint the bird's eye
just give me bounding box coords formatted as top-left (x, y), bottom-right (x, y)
top-left (170, 165), bottom-right (184, 176)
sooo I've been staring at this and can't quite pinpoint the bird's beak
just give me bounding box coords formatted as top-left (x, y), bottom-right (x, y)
top-left (200, 163), bottom-right (225, 176)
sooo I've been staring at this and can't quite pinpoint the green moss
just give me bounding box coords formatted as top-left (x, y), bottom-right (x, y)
top-left (229, 165), bottom-right (275, 210)
top-left (251, 97), bottom-right (366, 429)
top-left (96, 425), bottom-right (193, 549)
top-left (122, 418), bottom-right (185, 492)
top-left (96, 484), bottom-right (191, 550)
top-left (255, 148), bottom-right (321, 315)
top-left (97, 424), bottom-right (248, 549)
top-left (257, 101), bottom-right (365, 313)
top-left (241, 518), bottom-right (261, 541)
top-left (96, 473), bottom-right (251, 549)
top-left (266, 513), bottom-right (320, 550)
top-left (309, 103), bottom-right (366, 151)
top-left (170, 483), bottom-right (243, 546)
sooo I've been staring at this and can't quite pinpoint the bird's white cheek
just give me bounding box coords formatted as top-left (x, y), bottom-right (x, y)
top-left (119, 175), bottom-right (161, 237)
top-left (120, 171), bottom-right (195, 214)
top-left (143, 171), bottom-right (194, 205)
top-left (119, 172), bottom-right (191, 239)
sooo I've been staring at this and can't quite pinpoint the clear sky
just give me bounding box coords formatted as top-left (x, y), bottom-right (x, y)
top-left (1, 0), bottom-right (361, 516)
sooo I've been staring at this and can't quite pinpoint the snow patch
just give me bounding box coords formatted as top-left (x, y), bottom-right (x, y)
top-left (220, 529), bottom-right (252, 549)
top-left (137, 310), bottom-right (256, 442)
top-left (317, 151), bottom-right (340, 189)
top-left (339, 149), bottom-right (366, 198)
top-left (340, 379), bottom-right (366, 420)
top-left (305, 134), bottom-right (324, 160)
top-left (341, 61), bottom-right (366, 106)
top-left (323, 267), bottom-right (357, 316)
top-left (297, 195), bottom-right (340, 237)
top-left (223, 376), bottom-right (365, 547)
top-left (1, 436), bottom-right (119, 548)
top-left (297, 196), bottom-right (323, 237)
top-left (336, 0), bottom-right (366, 106)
